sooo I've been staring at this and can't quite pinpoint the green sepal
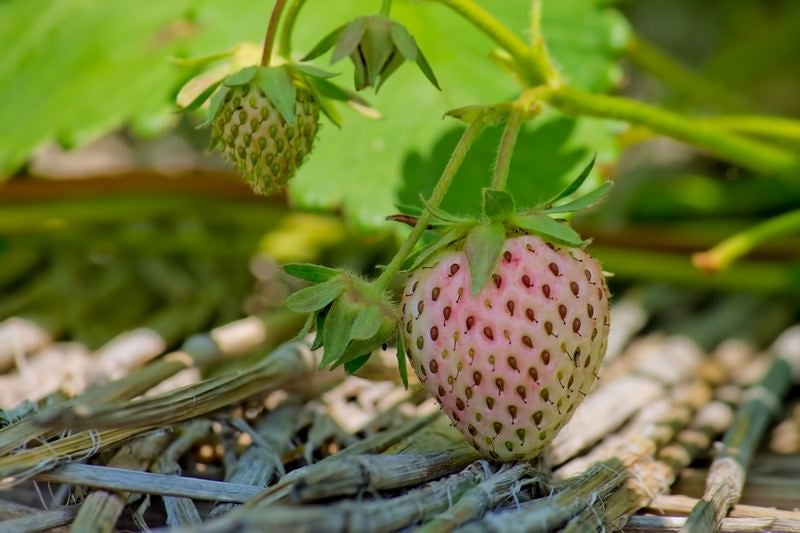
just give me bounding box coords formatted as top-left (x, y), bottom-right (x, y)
top-left (402, 225), bottom-right (467, 272)
top-left (512, 214), bottom-right (585, 247)
top-left (414, 48), bottom-right (441, 90)
top-left (320, 296), bottom-right (358, 368)
top-left (258, 66), bottom-right (297, 123)
top-left (331, 18), bottom-right (367, 63)
top-left (306, 77), bottom-right (343, 127)
top-left (311, 311), bottom-right (326, 351)
top-left (223, 66), bottom-right (258, 87)
top-left (181, 79), bottom-right (222, 112)
top-left (464, 222), bottom-right (506, 294)
top-left (344, 354), bottom-right (371, 374)
top-left (293, 311), bottom-right (317, 342)
top-left (544, 155), bottom-right (596, 206)
top-left (351, 306), bottom-right (382, 340)
top-left (283, 279), bottom-right (345, 313)
top-left (170, 48), bottom-right (235, 68)
top-left (303, 25), bottom-right (345, 61)
top-left (396, 336), bottom-right (409, 389)
top-left (291, 63), bottom-right (339, 80)
top-left (308, 77), bottom-right (380, 122)
top-left (395, 203), bottom-right (423, 216)
top-left (419, 196), bottom-right (475, 225)
top-left (198, 85), bottom-right (230, 130)
top-left (544, 182), bottom-right (613, 214)
top-left (482, 188), bottom-right (515, 222)
top-left (282, 263), bottom-right (339, 283)
top-left (389, 23), bottom-right (417, 60)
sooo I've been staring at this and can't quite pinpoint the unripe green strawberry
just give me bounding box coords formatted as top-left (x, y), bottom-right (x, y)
top-left (401, 233), bottom-right (610, 461)
top-left (211, 76), bottom-right (320, 195)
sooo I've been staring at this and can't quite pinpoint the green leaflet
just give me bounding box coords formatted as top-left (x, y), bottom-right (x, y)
top-left (545, 154), bottom-right (597, 205)
top-left (282, 263), bottom-right (339, 283)
top-left (402, 225), bottom-right (466, 272)
top-left (351, 306), bottom-right (382, 340)
top-left (512, 214), bottom-right (585, 247)
top-left (258, 67), bottom-right (297, 123)
top-left (283, 279), bottom-right (344, 313)
top-left (396, 336), bottom-right (409, 389)
top-left (482, 188), bottom-right (515, 222)
top-left (320, 296), bottom-right (358, 368)
top-left (294, 312), bottom-right (316, 342)
top-left (181, 79), bottom-right (222, 111)
top-left (311, 311), bottom-right (326, 351)
top-left (464, 222), bottom-right (505, 294)
top-left (331, 18), bottom-right (367, 62)
top-left (223, 66), bottom-right (257, 87)
top-left (198, 85), bottom-right (229, 128)
top-left (291, 63), bottom-right (339, 80)
top-left (344, 353), bottom-right (371, 374)
top-left (303, 25), bottom-right (344, 61)
top-left (544, 182), bottom-right (613, 214)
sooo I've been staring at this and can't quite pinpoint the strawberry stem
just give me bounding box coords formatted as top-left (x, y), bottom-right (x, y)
top-left (380, 0), bottom-right (393, 15)
top-left (261, 0), bottom-right (289, 67)
top-left (491, 101), bottom-right (525, 191)
top-left (375, 115), bottom-right (486, 289)
top-left (278, 0), bottom-right (307, 59)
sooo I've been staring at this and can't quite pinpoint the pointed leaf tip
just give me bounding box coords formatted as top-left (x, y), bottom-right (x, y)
top-left (464, 222), bottom-right (505, 294)
top-left (546, 154), bottom-right (597, 205)
top-left (512, 214), bottom-right (585, 247)
top-left (482, 188), bottom-right (515, 221)
top-left (282, 263), bottom-right (339, 283)
top-left (258, 66), bottom-right (297, 123)
top-left (283, 279), bottom-right (344, 313)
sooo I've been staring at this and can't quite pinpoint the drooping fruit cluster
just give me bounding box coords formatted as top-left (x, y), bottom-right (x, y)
top-left (211, 78), bottom-right (320, 195)
top-left (401, 233), bottom-right (610, 461)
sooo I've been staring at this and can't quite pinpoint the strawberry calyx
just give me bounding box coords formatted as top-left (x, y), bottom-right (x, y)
top-left (282, 264), bottom-right (406, 384)
top-left (395, 155), bottom-right (612, 295)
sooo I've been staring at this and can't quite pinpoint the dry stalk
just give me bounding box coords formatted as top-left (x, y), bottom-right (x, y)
top-left (682, 325), bottom-right (800, 533)
top-left (649, 494), bottom-right (800, 521)
top-left (0, 505), bottom-right (78, 533)
top-left (627, 514), bottom-right (800, 532)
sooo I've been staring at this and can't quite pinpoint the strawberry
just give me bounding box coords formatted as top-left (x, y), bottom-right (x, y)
top-left (401, 232), bottom-right (610, 460)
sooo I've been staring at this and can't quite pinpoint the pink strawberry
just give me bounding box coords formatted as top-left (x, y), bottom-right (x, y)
top-left (401, 233), bottom-right (610, 461)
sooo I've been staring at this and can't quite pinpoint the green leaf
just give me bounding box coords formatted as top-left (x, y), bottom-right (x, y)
top-left (320, 297), bottom-right (357, 368)
top-left (545, 154), bottom-right (597, 205)
top-left (464, 222), bottom-right (505, 294)
top-left (544, 181), bottom-right (613, 214)
top-left (293, 312), bottom-right (317, 342)
top-left (198, 85), bottom-right (230, 128)
top-left (402, 225), bottom-right (467, 272)
top-left (482, 188), bottom-right (515, 221)
top-left (283, 279), bottom-right (344, 313)
top-left (512, 214), bottom-right (585, 247)
top-left (302, 25), bottom-right (344, 61)
top-left (344, 353), bottom-right (371, 374)
top-left (258, 66), bottom-right (297, 123)
top-left (223, 66), bottom-right (257, 86)
top-left (331, 18), bottom-right (367, 63)
top-left (291, 63), bottom-right (339, 80)
top-left (306, 77), bottom-right (344, 127)
top-left (396, 336), bottom-right (409, 389)
top-left (395, 203), bottom-right (423, 216)
top-left (351, 306), bottom-right (382, 340)
top-left (311, 312), bottom-right (326, 351)
top-left (282, 263), bottom-right (339, 283)
top-left (389, 23), bottom-right (417, 60)
top-left (414, 48), bottom-right (441, 90)
top-left (181, 79), bottom-right (222, 111)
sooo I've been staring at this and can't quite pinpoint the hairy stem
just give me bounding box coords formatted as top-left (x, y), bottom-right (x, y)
top-left (375, 117), bottom-right (486, 289)
top-left (380, 0), bottom-right (393, 15)
top-left (701, 115), bottom-right (800, 145)
top-left (548, 86), bottom-right (800, 176)
top-left (261, 0), bottom-right (289, 67)
top-left (693, 209), bottom-right (800, 272)
top-left (491, 102), bottom-right (525, 190)
top-left (278, 0), bottom-right (307, 58)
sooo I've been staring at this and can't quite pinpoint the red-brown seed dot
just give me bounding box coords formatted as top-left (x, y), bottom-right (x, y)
top-left (506, 300), bottom-right (515, 316)
top-left (466, 316), bottom-right (475, 330)
top-left (526, 243), bottom-right (535, 253)
top-left (457, 287), bottom-right (464, 301)
top-left (417, 301), bottom-right (424, 315)
top-left (437, 385), bottom-right (445, 397)
top-left (573, 317), bottom-right (582, 334)
top-left (516, 428), bottom-right (526, 443)
top-left (493, 422), bottom-right (503, 435)
top-left (443, 306), bottom-right (451, 322)
top-left (508, 405), bottom-right (517, 420)
top-left (412, 280), bottom-right (419, 292)
top-left (486, 397), bottom-right (495, 409)
top-left (542, 284), bottom-right (551, 298)
top-left (540, 388), bottom-right (550, 401)
top-left (522, 275), bottom-right (532, 288)
top-left (483, 327), bottom-right (494, 341)
top-left (456, 398), bottom-right (465, 410)
top-left (574, 348), bottom-right (581, 367)
top-left (503, 251), bottom-right (512, 263)
top-left (584, 355), bottom-right (592, 368)
top-left (473, 371), bottom-right (482, 386)
top-left (541, 350), bottom-right (551, 365)
top-left (430, 326), bottom-right (439, 341)
top-left (598, 287), bottom-right (604, 300)
top-left (558, 305), bottom-right (567, 321)
top-left (515, 385), bottom-right (527, 401)
top-left (405, 321), bottom-right (412, 333)
top-left (429, 359), bottom-right (438, 373)
top-left (431, 287), bottom-right (440, 301)
top-left (567, 374), bottom-right (575, 389)
top-left (587, 303), bottom-right (594, 318)
top-left (468, 425), bottom-right (478, 436)
top-left (528, 367), bottom-right (539, 382)
top-left (416, 336), bottom-right (424, 349)
top-left (508, 356), bottom-right (519, 371)
top-left (547, 242), bottom-right (556, 250)
top-left (545, 322), bottom-right (554, 336)
top-left (452, 411), bottom-right (461, 422)
top-left (570, 281), bottom-right (579, 296)
top-left (450, 264), bottom-right (460, 276)
top-left (584, 269), bottom-right (592, 282)
top-left (526, 308), bottom-right (536, 322)
top-left (522, 336), bottom-right (533, 349)
top-left (591, 327), bottom-right (598, 340)
top-left (533, 411), bottom-right (543, 426)
top-left (548, 262), bottom-right (560, 276)
top-left (492, 274), bottom-right (502, 289)
top-left (495, 378), bottom-right (505, 393)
